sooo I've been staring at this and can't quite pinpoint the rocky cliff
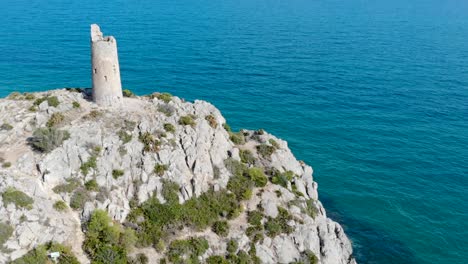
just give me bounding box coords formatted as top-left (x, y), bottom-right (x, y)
top-left (0, 89), bottom-right (356, 264)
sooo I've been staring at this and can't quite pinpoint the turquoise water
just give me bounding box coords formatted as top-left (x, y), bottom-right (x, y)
top-left (1, 0), bottom-right (467, 263)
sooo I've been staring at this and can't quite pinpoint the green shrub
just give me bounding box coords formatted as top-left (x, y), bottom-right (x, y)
top-left (227, 239), bottom-right (238, 254)
top-left (247, 167), bottom-right (268, 187)
top-left (179, 115), bottom-right (196, 127)
top-left (269, 139), bottom-right (280, 149)
top-left (135, 253), bottom-right (149, 264)
top-left (53, 200), bottom-right (68, 212)
top-left (86, 110), bottom-right (103, 119)
top-left (0, 222), bottom-right (13, 245)
top-left (123, 89), bottom-right (135, 97)
top-left (229, 132), bottom-right (245, 145)
top-left (23, 93), bottom-right (35, 100)
top-left (139, 132), bottom-right (161, 152)
top-left (33, 96), bottom-right (47, 106)
top-left (156, 92), bottom-right (173, 103)
top-left (118, 130), bottom-right (132, 144)
top-left (157, 104), bottom-right (175, 116)
top-left (264, 207), bottom-right (293, 237)
top-left (85, 179), bottom-right (99, 191)
top-left (205, 115), bottom-right (218, 128)
top-left (271, 170), bottom-right (295, 188)
top-left (84, 210), bottom-right (132, 263)
top-left (2, 162), bottom-right (11, 168)
top-left (72, 101), bottom-right (81, 108)
top-left (248, 210), bottom-right (264, 227)
top-left (47, 96), bottom-right (60, 107)
top-left (305, 250), bottom-right (319, 264)
top-left (163, 123), bottom-right (176, 133)
top-left (304, 200), bottom-right (319, 219)
top-left (53, 179), bottom-right (80, 193)
top-left (212, 220), bottom-right (229, 237)
top-left (223, 123), bottom-right (232, 132)
top-left (7, 92), bottom-right (22, 100)
top-left (129, 188), bottom-right (240, 247)
top-left (70, 189), bottom-right (90, 210)
top-left (30, 127), bottom-right (70, 153)
top-left (28, 106), bottom-right (37, 112)
top-left (112, 169), bottom-right (125, 179)
top-left (239, 149), bottom-right (255, 165)
top-left (80, 155), bottom-right (98, 175)
top-left (256, 144), bottom-right (276, 158)
top-left (167, 237), bottom-right (209, 264)
top-left (11, 242), bottom-right (79, 264)
top-left (154, 164), bottom-right (168, 176)
top-left (46, 112), bottom-right (65, 127)
top-left (2, 187), bottom-right (33, 209)
top-left (0, 123), bottom-right (13, 131)
top-left (206, 256), bottom-right (230, 264)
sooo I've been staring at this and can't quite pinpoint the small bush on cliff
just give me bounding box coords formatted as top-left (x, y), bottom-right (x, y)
top-left (84, 210), bottom-right (135, 263)
top-left (139, 132), bottom-right (161, 153)
top-left (229, 132), bottom-right (245, 145)
top-left (271, 170), bottom-right (295, 188)
top-left (256, 143), bottom-right (276, 158)
top-left (2, 187), bottom-right (33, 209)
top-left (163, 123), bottom-right (176, 133)
top-left (247, 167), bottom-right (268, 187)
top-left (0, 123), bottom-right (13, 131)
top-left (123, 89), bottom-right (135, 97)
top-left (72, 101), bottom-right (81, 108)
top-left (70, 189), bottom-right (91, 210)
top-left (166, 237), bottom-right (209, 264)
top-left (2, 162), bottom-right (11, 168)
top-left (156, 92), bottom-right (173, 103)
top-left (154, 163), bottom-right (168, 176)
top-left (264, 207), bottom-right (293, 237)
top-left (34, 96), bottom-right (60, 107)
top-left (11, 241), bottom-right (79, 264)
top-left (205, 114), bottom-right (218, 128)
top-left (30, 127), bottom-right (70, 153)
top-left (85, 179), bottom-right (99, 191)
top-left (118, 130), bottom-right (132, 144)
top-left (0, 222), bottom-right (13, 246)
top-left (112, 169), bottom-right (125, 179)
top-left (239, 149), bottom-right (255, 165)
top-left (53, 178), bottom-right (80, 193)
top-left (46, 112), bottom-right (65, 127)
top-left (158, 104), bottom-right (175, 117)
top-left (179, 115), bottom-right (196, 127)
top-left (212, 220), bottom-right (229, 237)
top-left (53, 200), bottom-right (68, 212)
top-left (80, 155), bottom-right (98, 176)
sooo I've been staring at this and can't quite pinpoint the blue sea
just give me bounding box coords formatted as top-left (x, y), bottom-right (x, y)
top-left (1, 0), bottom-right (467, 263)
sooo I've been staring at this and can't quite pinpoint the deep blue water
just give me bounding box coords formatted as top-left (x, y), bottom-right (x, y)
top-left (1, 0), bottom-right (467, 263)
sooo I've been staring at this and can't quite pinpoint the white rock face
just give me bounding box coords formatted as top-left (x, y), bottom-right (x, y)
top-left (0, 89), bottom-right (356, 263)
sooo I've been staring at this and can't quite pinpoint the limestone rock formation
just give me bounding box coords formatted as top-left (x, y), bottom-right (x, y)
top-left (0, 89), bottom-right (356, 264)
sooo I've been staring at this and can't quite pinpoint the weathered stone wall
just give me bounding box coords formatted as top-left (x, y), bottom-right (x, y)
top-left (91, 24), bottom-right (123, 106)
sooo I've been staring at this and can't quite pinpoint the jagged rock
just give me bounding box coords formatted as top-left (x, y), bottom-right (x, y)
top-left (0, 89), bottom-right (356, 263)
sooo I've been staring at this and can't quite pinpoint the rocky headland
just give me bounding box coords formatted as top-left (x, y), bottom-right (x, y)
top-left (0, 89), bottom-right (356, 264)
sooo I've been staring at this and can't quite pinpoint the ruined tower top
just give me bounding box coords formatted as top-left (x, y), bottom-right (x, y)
top-left (91, 24), bottom-right (123, 107)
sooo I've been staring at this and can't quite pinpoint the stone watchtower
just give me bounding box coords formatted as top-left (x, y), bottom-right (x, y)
top-left (91, 24), bottom-right (123, 106)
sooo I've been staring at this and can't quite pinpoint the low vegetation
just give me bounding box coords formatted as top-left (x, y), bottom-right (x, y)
top-left (0, 123), bottom-right (13, 131)
top-left (156, 92), bottom-right (173, 103)
top-left (53, 200), bottom-right (68, 212)
top-left (154, 163), bottom-right (168, 176)
top-left (0, 222), bottom-right (13, 246)
top-left (139, 132), bottom-right (161, 153)
top-left (46, 112), bottom-right (65, 127)
top-left (166, 237), bottom-right (209, 264)
top-left (118, 130), bottom-right (132, 144)
top-left (30, 127), bottom-right (70, 153)
top-left (53, 178), bottom-right (80, 193)
top-left (11, 242), bottom-right (79, 264)
top-left (256, 143), bottom-right (276, 158)
top-left (239, 149), bottom-right (255, 165)
top-left (158, 104), bottom-right (175, 116)
top-left (179, 115), bottom-right (196, 127)
top-left (264, 207), bottom-right (294, 237)
top-left (212, 220), bottom-right (229, 237)
top-left (33, 96), bottom-right (60, 107)
top-left (2, 162), bottom-right (11, 168)
top-left (72, 101), bottom-right (81, 108)
top-left (1, 187), bottom-right (34, 209)
top-left (205, 114), bottom-right (217, 128)
top-left (85, 179), bottom-right (99, 191)
top-left (112, 169), bottom-right (125, 179)
top-left (123, 89), bottom-right (135, 97)
top-left (229, 132), bottom-right (245, 145)
top-left (83, 210), bottom-right (136, 263)
top-left (70, 189), bottom-right (91, 210)
top-left (163, 123), bottom-right (176, 133)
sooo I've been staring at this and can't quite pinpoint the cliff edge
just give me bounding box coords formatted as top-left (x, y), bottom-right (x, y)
top-left (0, 89), bottom-right (356, 264)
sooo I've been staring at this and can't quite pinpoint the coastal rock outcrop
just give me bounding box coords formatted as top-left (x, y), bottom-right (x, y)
top-left (0, 89), bottom-right (356, 264)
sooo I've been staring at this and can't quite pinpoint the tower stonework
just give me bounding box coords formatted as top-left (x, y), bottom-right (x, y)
top-left (91, 24), bottom-right (123, 106)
